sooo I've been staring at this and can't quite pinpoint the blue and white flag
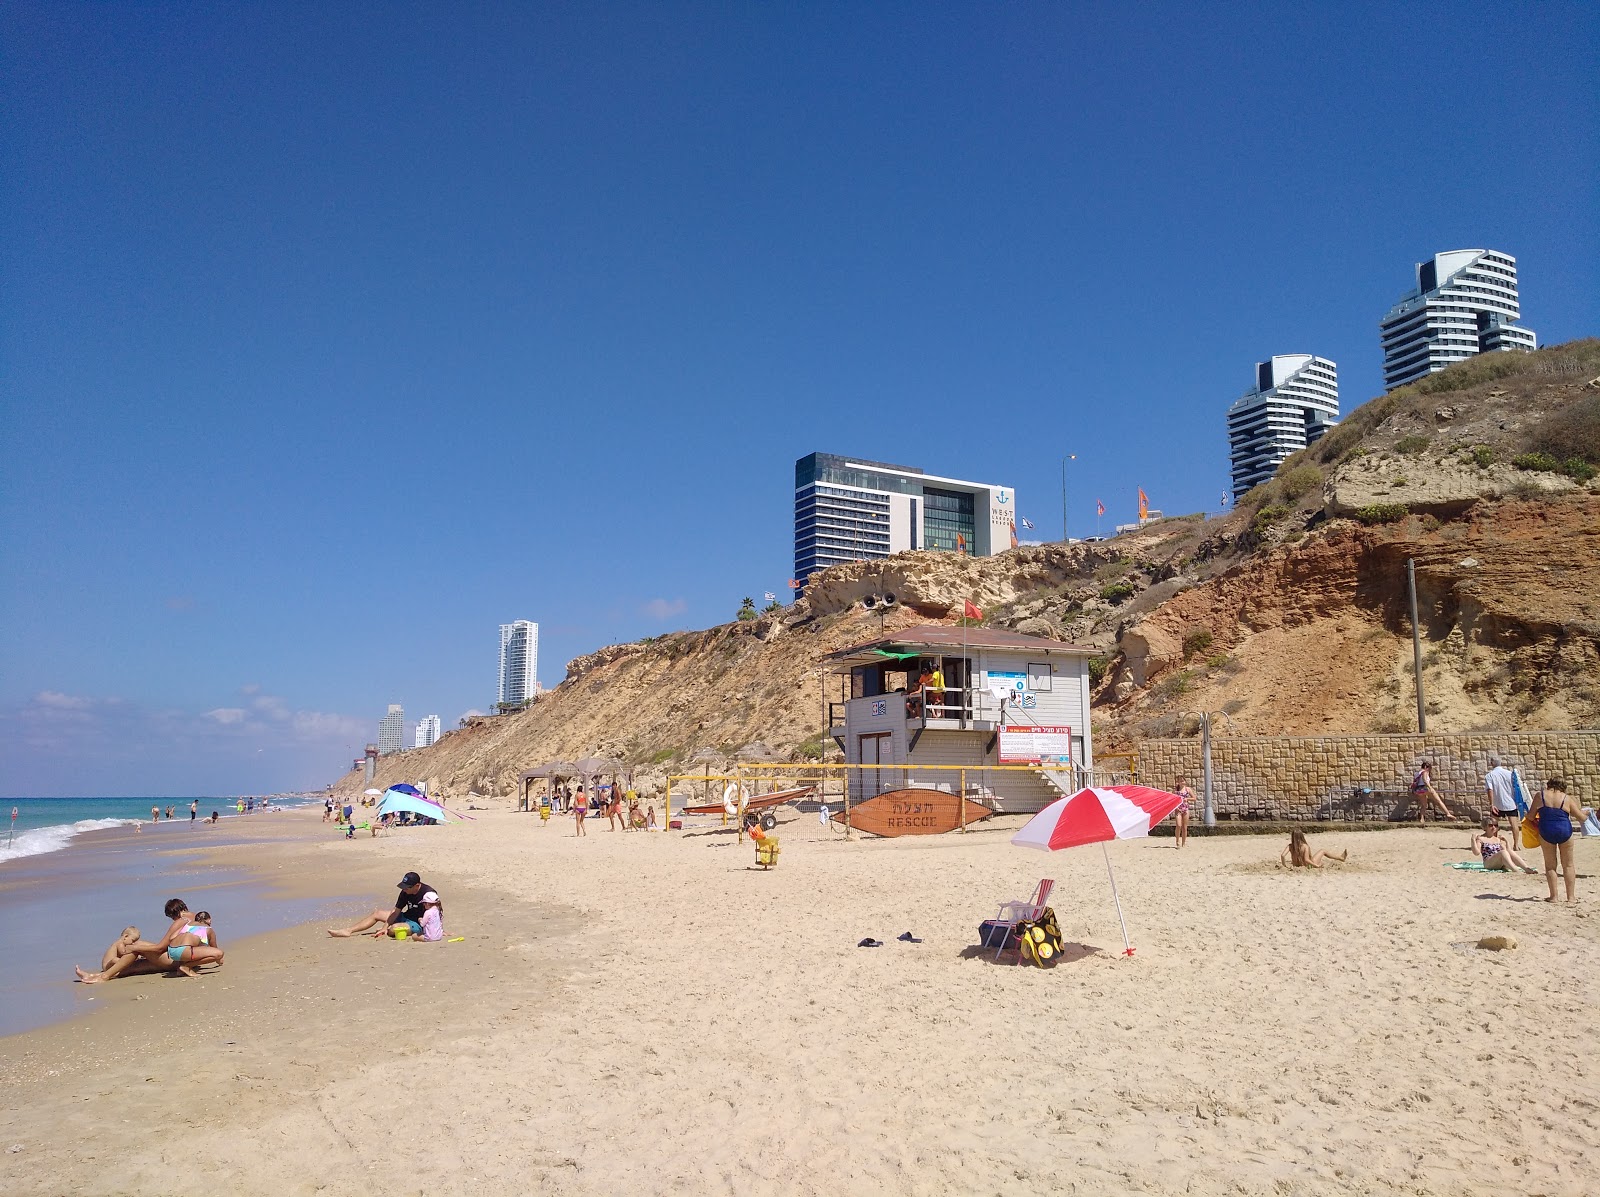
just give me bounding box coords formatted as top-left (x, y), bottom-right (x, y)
top-left (1020, 517), bottom-right (1035, 530)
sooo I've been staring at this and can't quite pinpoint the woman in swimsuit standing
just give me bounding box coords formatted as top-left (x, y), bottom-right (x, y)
top-left (573, 786), bottom-right (588, 837)
top-left (1529, 779), bottom-right (1583, 903)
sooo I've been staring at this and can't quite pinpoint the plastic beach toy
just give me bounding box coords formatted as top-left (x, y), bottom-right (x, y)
top-left (393, 927), bottom-right (409, 941)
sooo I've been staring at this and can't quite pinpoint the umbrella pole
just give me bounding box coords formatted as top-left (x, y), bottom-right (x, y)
top-left (1101, 841), bottom-right (1134, 957)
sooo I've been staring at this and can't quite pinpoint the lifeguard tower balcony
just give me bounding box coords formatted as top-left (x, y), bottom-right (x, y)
top-left (825, 625), bottom-right (1098, 814)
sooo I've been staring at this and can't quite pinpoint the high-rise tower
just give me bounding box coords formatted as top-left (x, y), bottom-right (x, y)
top-left (377, 703), bottom-right (404, 755)
top-left (1227, 355), bottom-right (1340, 496)
top-left (1379, 249), bottom-right (1536, 390)
top-left (498, 621), bottom-right (538, 708)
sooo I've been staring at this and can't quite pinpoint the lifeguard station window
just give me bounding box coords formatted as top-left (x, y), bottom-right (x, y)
top-left (851, 662), bottom-right (911, 698)
top-left (1027, 662), bottom-right (1053, 691)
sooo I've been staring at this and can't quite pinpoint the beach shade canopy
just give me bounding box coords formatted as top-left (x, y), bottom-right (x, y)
top-left (575, 756), bottom-right (624, 777)
top-left (377, 789), bottom-right (449, 821)
top-left (388, 783), bottom-right (425, 798)
top-left (524, 761), bottom-right (578, 779)
top-left (1011, 785), bottom-right (1185, 852)
top-left (363, 788), bottom-right (383, 796)
top-left (1009, 785), bottom-right (1185, 958)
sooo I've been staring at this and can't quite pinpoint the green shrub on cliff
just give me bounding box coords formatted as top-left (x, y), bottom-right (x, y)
top-left (1355, 503), bottom-right (1408, 525)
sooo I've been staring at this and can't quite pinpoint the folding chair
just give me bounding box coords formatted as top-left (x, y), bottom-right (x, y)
top-left (981, 878), bottom-right (1055, 961)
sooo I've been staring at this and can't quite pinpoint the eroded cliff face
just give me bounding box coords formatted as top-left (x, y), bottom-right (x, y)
top-left (1100, 496), bottom-right (1600, 745)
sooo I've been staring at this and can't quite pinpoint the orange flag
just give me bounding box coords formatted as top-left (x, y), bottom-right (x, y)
top-left (1138, 488), bottom-right (1149, 520)
top-left (963, 600), bottom-right (983, 621)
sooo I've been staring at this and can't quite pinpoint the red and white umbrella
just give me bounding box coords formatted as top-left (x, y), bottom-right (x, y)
top-left (1010, 785), bottom-right (1185, 956)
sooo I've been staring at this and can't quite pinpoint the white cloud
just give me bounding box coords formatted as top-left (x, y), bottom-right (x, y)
top-left (251, 694), bottom-right (292, 721)
top-left (204, 707), bottom-right (248, 725)
top-left (35, 690), bottom-right (92, 710)
top-left (643, 597), bottom-right (687, 620)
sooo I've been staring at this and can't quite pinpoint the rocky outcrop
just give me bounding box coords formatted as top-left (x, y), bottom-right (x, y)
top-left (1325, 455), bottom-right (1580, 517)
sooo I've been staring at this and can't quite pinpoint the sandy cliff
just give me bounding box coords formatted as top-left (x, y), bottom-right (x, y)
top-left (338, 341), bottom-right (1600, 798)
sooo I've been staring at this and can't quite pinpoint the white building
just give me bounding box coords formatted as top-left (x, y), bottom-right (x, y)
top-left (827, 625), bottom-right (1098, 814)
top-left (498, 621), bottom-right (539, 708)
top-left (794, 453), bottom-right (1016, 590)
top-left (1380, 249), bottom-right (1536, 390)
top-left (1227, 355), bottom-right (1340, 496)
top-left (413, 714), bottom-right (442, 749)
top-left (377, 703), bottom-right (404, 755)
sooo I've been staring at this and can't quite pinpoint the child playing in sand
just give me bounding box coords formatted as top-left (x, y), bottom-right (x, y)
top-left (74, 926), bottom-right (164, 984)
top-left (1280, 829), bottom-right (1348, 869)
top-left (1471, 815), bottom-right (1538, 874)
top-left (646, 804), bottom-right (658, 830)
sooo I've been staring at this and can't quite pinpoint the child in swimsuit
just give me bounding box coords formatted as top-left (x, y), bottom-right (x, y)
top-left (1280, 829), bottom-right (1348, 869)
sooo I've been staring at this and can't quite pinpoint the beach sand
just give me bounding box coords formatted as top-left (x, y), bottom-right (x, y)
top-left (1, 807), bottom-right (1595, 1196)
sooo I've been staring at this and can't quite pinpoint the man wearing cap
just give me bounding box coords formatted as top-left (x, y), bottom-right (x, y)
top-left (326, 872), bottom-right (441, 939)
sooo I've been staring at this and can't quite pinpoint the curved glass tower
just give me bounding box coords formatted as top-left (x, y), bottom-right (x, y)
top-left (1380, 249), bottom-right (1536, 390)
top-left (1227, 355), bottom-right (1340, 496)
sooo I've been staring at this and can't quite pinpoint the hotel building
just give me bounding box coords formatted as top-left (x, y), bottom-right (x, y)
top-left (793, 453), bottom-right (1016, 590)
top-left (1227, 355), bottom-right (1341, 496)
top-left (377, 703), bottom-right (404, 755)
top-left (413, 714), bottom-right (442, 749)
top-left (498, 621), bottom-right (538, 708)
top-left (1379, 249), bottom-right (1536, 390)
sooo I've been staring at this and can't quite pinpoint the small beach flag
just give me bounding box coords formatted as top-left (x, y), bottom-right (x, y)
top-left (1096, 499), bottom-right (1105, 517)
top-left (1020, 517), bottom-right (1034, 530)
top-left (1138, 488), bottom-right (1149, 520)
top-left (956, 532), bottom-right (967, 553)
top-left (1008, 524), bottom-right (1018, 549)
top-left (963, 599), bottom-right (983, 621)
top-left (763, 592), bottom-right (776, 601)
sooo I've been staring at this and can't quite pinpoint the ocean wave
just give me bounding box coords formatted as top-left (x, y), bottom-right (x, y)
top-left (0, 817), bottom-right (141, 864)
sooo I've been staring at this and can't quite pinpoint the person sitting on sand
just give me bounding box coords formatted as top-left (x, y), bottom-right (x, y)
top-left (1280, 830), bottom-right (1348, 869)
top-left (327, 872), bottom-right (441, 939)
top-left (74, 926), bottom-right (168, 984)
top-left (1471, 815), bottom-right (1538, 874)
top-left (146, 899), bottom-right (225, 977)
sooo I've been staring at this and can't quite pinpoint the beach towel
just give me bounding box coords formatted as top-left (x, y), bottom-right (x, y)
top-left (1445, 861), bottom-right (1488, 870)
top-left (1511, 770), bottom-right (1529, 817)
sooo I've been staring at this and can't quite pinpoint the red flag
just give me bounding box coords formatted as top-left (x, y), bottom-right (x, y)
top-left (1008, 523), bottom-right (1018, 549)
top-left (1096, 499), bottom-right (1105, 517)
top-left (963, 600), bottom-right (983, 622)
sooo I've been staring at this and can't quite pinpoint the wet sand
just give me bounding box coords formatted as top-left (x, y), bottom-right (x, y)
top-left (1, 808), bottom-right (1596, 1195)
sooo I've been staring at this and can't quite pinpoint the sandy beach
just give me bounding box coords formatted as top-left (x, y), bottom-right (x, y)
top-left (2, 805), bottom-right (1596, 1196)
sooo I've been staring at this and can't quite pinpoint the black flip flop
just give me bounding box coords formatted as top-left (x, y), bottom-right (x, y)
top-left (897, 932), bottom-right (922, 943)
top-left (857, 938), bottom-right (882, 948)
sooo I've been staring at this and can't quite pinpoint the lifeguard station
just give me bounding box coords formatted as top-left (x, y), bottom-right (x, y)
top-left (825, 626), bottom-right (1099, 814)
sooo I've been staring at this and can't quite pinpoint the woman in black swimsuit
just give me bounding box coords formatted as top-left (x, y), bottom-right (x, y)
top-left (1530, 779), bottom-right (1583, 904)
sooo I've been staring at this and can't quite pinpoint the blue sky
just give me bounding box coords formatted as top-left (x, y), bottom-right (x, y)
top-left (3, 2), bottom-right (1596, 795)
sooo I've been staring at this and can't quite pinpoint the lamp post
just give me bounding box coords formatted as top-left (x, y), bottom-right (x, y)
top-left (1060, 454), bottom-right (1077, 542)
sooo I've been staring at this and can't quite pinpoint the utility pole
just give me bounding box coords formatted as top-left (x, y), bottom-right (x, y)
top-left (1407, 558), bottom-right (1427, 732)
top-left (1201, 712), bottom-right (1216, 827)
top-left (1061, 454), bottom-right (1076, 542)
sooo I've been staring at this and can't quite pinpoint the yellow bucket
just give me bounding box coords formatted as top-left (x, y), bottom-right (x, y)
top-left (393, 927), bottom-right (409, 941)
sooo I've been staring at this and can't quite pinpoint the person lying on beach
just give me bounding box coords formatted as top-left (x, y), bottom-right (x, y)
top-left (74, 926), bottom-right (168, 984)
top-left (1280, 830), bottom-right (1348, 869)
top-left (1472, 816), bottom-right (1538, 874)
top-left (327, 872), bottom-right (441, 939)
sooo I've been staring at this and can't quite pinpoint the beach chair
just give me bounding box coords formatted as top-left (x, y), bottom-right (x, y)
top-left (981, 879), bottom-right (1055, 961)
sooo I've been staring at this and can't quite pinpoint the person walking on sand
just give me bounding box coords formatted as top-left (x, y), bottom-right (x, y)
top-left (1471, 815), bottom-right (1538, 874)
top-left (573, 786), bottom-right (588, 836)
top-left (1173, 778), bottom-right (1194, 848)
top-left (189, 799), bottom-right (197, 825)
top-left (151, 805), bottom-right (160, 824)
top-left (1483, 756), bottom-right (1522, 845)
top-left (1410, 761), bottom-right (1453, 822)
top-left (1280, 830), bottom-right (1348, 869)
top-left (1529, 779), bottom-right (1583, 904)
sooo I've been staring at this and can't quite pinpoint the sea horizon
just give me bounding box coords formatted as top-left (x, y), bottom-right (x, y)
top-left (2, 794), bottom-right (322, 866)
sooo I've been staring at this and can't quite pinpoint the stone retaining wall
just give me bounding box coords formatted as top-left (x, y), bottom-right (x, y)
top-left (1138, 731), bottom-right (1599, 821)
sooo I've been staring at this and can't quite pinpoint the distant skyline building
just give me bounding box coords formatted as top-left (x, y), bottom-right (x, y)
top-left (377, 703), bottom-right (404, 755)
top-left (498, 620), bottom-right (539, 708)
top-left (1379, 249), bottom-right (1536, 390)
top-left (413, 714), bottom-right (441, 749)
top-left (793, 452), bottom-right (1015, 590)
top-left (1227, 355), bottom-right (1340, 496)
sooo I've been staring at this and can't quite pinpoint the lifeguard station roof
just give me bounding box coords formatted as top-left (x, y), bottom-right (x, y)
top-left (827, 624), bottom-right (1097, 667)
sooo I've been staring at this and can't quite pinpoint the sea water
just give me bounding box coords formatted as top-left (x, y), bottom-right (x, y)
top-left (1, 795), bottom-right (312, 865)
top-left (0, 800), bottom-right (355, 1037)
